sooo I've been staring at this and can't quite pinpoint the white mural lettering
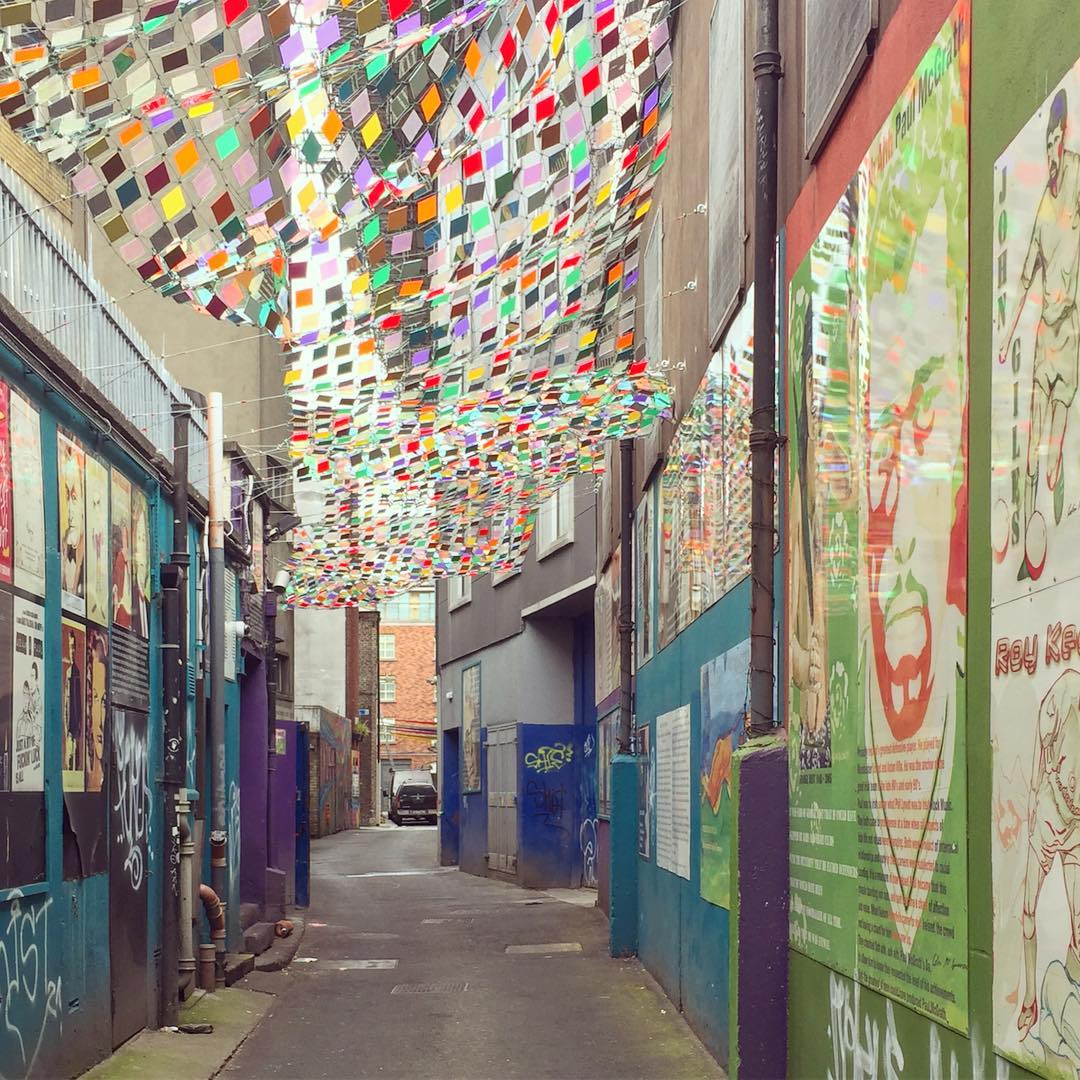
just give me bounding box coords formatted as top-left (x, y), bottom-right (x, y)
top-left (113, 710), bottom-right (148, 891)
top-left (579, 817), bottom-right (598, 888)
top-left (0, 892), bottom-right (62, 1077)
top-left (228, 780), bottom-right (241, 888)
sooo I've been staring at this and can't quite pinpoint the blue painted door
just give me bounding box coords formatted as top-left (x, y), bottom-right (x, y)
top-left (294, 725), bottom-right (310, 908)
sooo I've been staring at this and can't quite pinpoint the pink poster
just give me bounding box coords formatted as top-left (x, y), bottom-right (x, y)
top-left (0, 382), bottom-right (13, 586)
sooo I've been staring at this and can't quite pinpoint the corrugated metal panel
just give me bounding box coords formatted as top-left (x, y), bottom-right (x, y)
top-left (0, 163), bottom-right (209, 493)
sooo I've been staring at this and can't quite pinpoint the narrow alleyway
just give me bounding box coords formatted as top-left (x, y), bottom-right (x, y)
top-left (223, 828), bottom-right (722, 1080)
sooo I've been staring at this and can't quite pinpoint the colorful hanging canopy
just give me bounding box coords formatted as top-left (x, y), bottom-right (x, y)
top-left (0, 0), bottom-right (674, 602)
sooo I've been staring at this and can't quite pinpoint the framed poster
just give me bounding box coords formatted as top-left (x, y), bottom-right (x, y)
top-left (655, 705), bottom-right (690, 880)
top-left (10, 390), bottom-right (42, 597)
top-left (461, 663), bottom-right (480, 793)
top-left (85, 455), bottom-right (109, 627)
top-left (110, 469), bottom-right (132, 630)
top-left (61, 617), bottom-right (86, 792)
top-left (85, 626), bottom-right (108, 793)
top-left (131, 487), bottom-right (151, 639)
top-left (700, 638), bottom-right (749, 908)
top-left (597, 709), bottom-right (616, 818)
top-left (58, 431), bottom-right (86, 616)
top-left (637, 724), bottom-right (651, 859)
top-left (12, 597), bottom-right (43, 791)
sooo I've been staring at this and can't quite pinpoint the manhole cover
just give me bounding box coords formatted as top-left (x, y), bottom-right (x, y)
top-left (391, 982), bottom-right (469, 994)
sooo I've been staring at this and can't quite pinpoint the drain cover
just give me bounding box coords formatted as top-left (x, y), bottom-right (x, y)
top-left (391, 982), bottom-right (469, 994)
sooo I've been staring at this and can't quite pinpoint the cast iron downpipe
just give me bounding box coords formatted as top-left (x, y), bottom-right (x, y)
top-left (207, 392), bottom-right (228, 971)
top-left (265, 590), bottom-right (277, 885)
top-left (749, 0), bottom-right (781, 738)
top-left (158, 403), bottom-right (190, 1028)
top-left (617, 439), bottom-right (634, 753)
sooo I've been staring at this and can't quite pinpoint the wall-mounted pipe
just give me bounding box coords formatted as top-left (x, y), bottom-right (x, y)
top-left (199, 883), bottom-right (226, 977)
top-left (177, 794), bottom-right (196, 997)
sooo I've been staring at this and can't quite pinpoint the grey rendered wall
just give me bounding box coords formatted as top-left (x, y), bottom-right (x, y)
top-left (293, 607), bottom-right (347, 716)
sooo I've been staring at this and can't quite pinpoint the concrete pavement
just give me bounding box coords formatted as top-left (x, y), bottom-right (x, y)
top-left (222, 825), bottom-right (723, 1080)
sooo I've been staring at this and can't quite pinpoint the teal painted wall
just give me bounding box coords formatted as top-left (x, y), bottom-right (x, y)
top-left (634, 576), bottom-right (752, 1069)
top-left (0, 337), bottom-right (167, 1078)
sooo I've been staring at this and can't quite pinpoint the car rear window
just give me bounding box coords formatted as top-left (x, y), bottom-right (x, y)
top-left (400, 785), bottom-right (435, 797)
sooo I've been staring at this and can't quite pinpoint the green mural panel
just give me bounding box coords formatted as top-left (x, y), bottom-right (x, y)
top-left (787, 1), bottom-right (970, 1033)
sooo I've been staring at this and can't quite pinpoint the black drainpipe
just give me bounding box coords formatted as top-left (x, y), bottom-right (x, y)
top-left (159, 402), bottom-right (190, 1027)
top-left (749, 0), bottom-right (781, 737)
top-left (617, 439), bottom-right (634, 753)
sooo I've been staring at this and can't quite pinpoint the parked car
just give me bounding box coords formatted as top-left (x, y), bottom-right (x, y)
top-left (389, 782), bottom-right (437, 825)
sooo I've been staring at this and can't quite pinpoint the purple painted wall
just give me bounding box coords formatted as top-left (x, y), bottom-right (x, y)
top-left (735, 743), bottom-right (788, 1079)
top-left (239, 659), bottom-right (268, 909)
top-left (269, 720), bottom-right (299, 905)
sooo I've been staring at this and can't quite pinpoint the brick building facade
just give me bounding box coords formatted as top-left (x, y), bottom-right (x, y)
top-left (378, 590), bottom-right (437, 776)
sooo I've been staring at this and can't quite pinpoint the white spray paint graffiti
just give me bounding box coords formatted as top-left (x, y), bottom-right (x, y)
top-left (228, 780), bottom-right (241, 889)
top-left (825, 972), bottom-right (1013, 1080)
top-left (0, 891), bottom-right (62, 1077)
top-left (579, 818), bottom-right (598, 888)
top-left (113, 710), bottom-right (149, 892)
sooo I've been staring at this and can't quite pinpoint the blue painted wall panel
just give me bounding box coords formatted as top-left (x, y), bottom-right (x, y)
top-left (518, 722), bottom-right (578, 888)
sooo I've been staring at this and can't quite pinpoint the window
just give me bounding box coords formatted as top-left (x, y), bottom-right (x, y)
top-left (804, 0), bottom-right (877, 159)
top-left (448, 575), bottom-right (472, 610)
top-left (379, 633), bottom-right (396, 661)
top-left (265, 456), bottom-right (293, 506)
top-left (379, 675), bottom-right (396, 702)
top-left (537, 480), bottom-right (574, 558)
top-left (379, 588), bottom-right (435, 623)
top-left (274, 654), bottom-right (292, 697)
top-left (708, 0), bottom-right (745, 343)
top-left (380, 717), bottom-right (396, 743)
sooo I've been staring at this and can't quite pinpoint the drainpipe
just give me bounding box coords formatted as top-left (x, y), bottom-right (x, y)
top-left (177, 792), bottom-right (196, 994)
top-left (749, 0), bottom-right (781, 738)
top-left (265, 588), bottom-right (277, 891)
top-left (158, 403), bottom-right (190, 1028)
top-left (617, 439), bottom-right (634, 753)
top-left (207, 392), bottom-right (228, 968)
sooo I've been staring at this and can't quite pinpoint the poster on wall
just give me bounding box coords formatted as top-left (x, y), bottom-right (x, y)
top-left (594, 546), bottom-right (620, 706)
top-left (700, 638), bottom-right (749, 908)
top-left (637, 724), bottom-right (651, 858)
top-left (655, 704), bottom-right (690, 880)
top-left (131, 487), bottom-right (151, 639)
top-left (85, 455), bottom-right (109, 627)
top-left (58, 431), bottom-right (86, 616)
top-left (461, 663), bottom-right (480, 793)
top-left (787, 1), bottom-right (970, 1033)
top-left (0, 383), bottom-right (14, 587)
top-left (11, 597), bottom-right (43, 790)
top-left (636, 493), bottom-right (654, 667)
top-left (10, 391), bottom-right (43, 598)
top-left (85, 626), bottom-right (108, 794)
top-left (111, 469), bottom-right (132, 630)
top-left (597, 709), bottom-right (616, 817)
top-left (61, 617), bottom-right (86, 792)
top-left (0, 592), bottom-right (12, 789)
top-left (990, 50), bottom-right (1080, 1076)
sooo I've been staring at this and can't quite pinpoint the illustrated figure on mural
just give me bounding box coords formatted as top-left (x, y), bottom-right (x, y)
top-left (1013, 669), bottom-right (1080, 1068)
top-left (58, 433), bottom-right (85, 607)
top-left (131, 491), bottom-right (150, 638)
top-left (791, 299), bottom-right (831, 770)
top-left (999, 89), bottom-right (1080, 582)
top-left (62, 626), bottom-right (83, 778)
top-left (85, 629), bottom-right (107, 793)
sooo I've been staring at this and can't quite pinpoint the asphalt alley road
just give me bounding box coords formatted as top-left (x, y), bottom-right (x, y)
top-left (222, 826), bottom-right (723, 1080)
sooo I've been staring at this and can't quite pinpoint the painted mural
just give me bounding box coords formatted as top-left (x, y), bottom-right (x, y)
top-left (461, 663), bottom-right (481, 793)
top-left (84, 455), bottom-right (109, 628)
top-left (700, 637), bottom-right (748, 908)
top-left (787, 2), bottom-right (970, 1032)
top-left (657, 296), bottom-right (752, 651)
top-left (991, 52), bottom-right (1080, 1077)
top-left (58, 432), bottom-right (86, 617)
top-left (61, 619), bottom-right (86, 792)
top-left (10, 391), bottom-right (43, 598)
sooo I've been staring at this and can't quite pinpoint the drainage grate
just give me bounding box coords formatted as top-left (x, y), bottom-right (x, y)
top-left (391, 982), bottom-right (469, 994)
top-left (505, 942), bottom-right (582, 955)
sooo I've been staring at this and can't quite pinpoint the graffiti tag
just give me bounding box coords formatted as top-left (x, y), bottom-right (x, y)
top-left (579, 818), bottom-right (598, 887)
top-left (113, 711), bottom-right (148, 892)
top-left (526, 779), bottom-right (566, 830)
top-left (524, 742), bottom-right (574, 774)
top-left (0, 892), bottom-right (62, 1077)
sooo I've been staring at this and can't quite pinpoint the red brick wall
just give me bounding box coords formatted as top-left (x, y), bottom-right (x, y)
top-left (379, 622), bottom-right (436, 768)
